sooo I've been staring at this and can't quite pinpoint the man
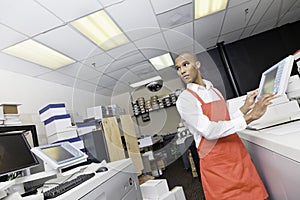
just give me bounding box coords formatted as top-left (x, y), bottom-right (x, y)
top-left (175, 52), bottom-right (275, 200)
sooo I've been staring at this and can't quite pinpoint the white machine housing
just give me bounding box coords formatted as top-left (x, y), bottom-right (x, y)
top-left (227, 75), bottom-right (300, 130)
top-left (256, 55), bottom-right (294, 100)
top-left (31, 142), bottom-right (88, 172)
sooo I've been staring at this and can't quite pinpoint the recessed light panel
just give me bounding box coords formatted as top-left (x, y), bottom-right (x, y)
top-left (71, 10), bottom-right (129, 51)
top-left (2, 39), bottom-right (75, 69)
top-left (149, 53), bottom-right (174, 70)
top-left (195, 0), bottom-right (228, 19)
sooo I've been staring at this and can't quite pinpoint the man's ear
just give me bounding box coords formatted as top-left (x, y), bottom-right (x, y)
top-left (196, 61), bottom-right (201, 69)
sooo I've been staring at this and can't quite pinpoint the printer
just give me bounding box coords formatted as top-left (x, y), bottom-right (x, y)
top-left (227, 75), bottom-right (300, 130)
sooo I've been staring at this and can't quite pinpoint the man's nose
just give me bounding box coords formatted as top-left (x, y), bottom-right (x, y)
top-left (179, 67), bottom-right (186, 74)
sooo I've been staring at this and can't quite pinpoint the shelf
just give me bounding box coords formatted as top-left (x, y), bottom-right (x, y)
top-left (132, 90), bottom-right (182, 117)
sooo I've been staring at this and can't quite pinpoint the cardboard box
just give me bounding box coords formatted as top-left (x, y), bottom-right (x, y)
top-left (140, 179), bottom-right (169, 199)
top-left (39, 103), bottom-right (67, 122)
top-left (0, 103), bottom-right (21, 114)
top-left (47, 128), bottom-right (78, 144)
top-left (44, 114), bottom-right (72, 136)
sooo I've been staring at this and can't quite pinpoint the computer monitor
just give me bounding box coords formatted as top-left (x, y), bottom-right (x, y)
top-left (257, 55), bottom-right (294, 100)
top-left (0, 133), bottom-right (39, 177)
top-left (31, 142), bottom-right (87, 171)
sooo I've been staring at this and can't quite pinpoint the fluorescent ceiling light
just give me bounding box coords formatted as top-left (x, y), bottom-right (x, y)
top-left (2, 39), bottom-right (75, 69)
top-left (71, 10), bottom-right (129, 51)
top-left (194, 0), bottom-right (228, 19)
top-left (130, 76), bottom-right (162, 88)
top-left (149, 53), bottom-right (174, 70)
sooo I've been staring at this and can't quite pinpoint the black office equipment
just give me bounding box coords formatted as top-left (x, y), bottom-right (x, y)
top-left (43, 173), bottom-right (95, 199)
top-left (95, 166), bottom-right (108, 173)
top-left (0, 132), bottom-right (39, 177)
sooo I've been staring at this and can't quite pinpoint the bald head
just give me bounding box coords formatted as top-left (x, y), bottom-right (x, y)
top-left (175, 52), bottom-right (204, 85)
top-left (175, 52), bottom-right (199, 64)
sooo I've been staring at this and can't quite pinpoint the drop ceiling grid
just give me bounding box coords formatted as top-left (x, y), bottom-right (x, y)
top-left (220, 0), bottom-right (260, 35)
top-left (0, 0), bottom-right (63, 37)
top-left (35, 0), bottom-right (103, 22)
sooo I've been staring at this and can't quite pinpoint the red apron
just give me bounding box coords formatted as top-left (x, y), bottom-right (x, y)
top-left (186, 88), bottom-right (268, 200)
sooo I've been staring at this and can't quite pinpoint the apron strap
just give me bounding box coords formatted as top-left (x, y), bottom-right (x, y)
top-left (186, 88), bottom-right (205, 105)
top-left (186, 88), bottom-right (223, 104)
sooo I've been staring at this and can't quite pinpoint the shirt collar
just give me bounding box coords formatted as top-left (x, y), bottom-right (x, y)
top-left (187, 80), bottom-right (213, 92)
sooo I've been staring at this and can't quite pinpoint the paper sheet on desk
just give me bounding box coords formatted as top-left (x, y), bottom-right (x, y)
top-left (262, 121), bottom-right (300, 135)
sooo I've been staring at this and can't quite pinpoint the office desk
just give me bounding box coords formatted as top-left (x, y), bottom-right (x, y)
top-left (238, 121), bottom-right (300, 200)
top-left (19, 159), bottom-right (142, 200)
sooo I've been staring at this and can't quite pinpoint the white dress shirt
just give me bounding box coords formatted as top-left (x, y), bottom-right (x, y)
top-left (176, 80), bottom-right (247, 147)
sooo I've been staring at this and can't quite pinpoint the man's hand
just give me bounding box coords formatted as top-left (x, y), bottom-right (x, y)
top-left (244, 93), bottom-right (276, 124)
top-left (240, 89), bottom-right (258, 115)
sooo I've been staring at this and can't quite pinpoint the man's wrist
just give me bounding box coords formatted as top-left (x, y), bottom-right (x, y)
top-left (243, 113), bottom-right (253, 124)
top-left (240, 105), bottom-right (249, 115)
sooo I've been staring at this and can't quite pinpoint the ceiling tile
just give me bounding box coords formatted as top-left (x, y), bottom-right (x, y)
top-left (150, 0), bottom-right (191, 14)
top-left (81, 53), bottom-right (113, 72)
top-left (156, 3), bottom-right (193, 29)
top-left (278, 13), bottom-right (299, 27)
top-left (134, 33), bottom-right (169, 54)
top-left (200, 37), bottom-right (218, 49)
top-left (35, 25), bottom-right (103, 61)
top-left (277, 2), bottom-right (300, 26)
top-left (106, 0), bottom-right (160, 41)
top-left (107, 68), bottom-right (142, 85)
top-left (252, 18), bottom-right (277, 36)
top-left (248, 0), bottom-right (273, 26)
top-left (37, 71), bottom-right (76, 87)
top-left (106, 42), bottom-right (139, 60)
top-left (279, 0), bottom-right (298, 18)
top-left (221, 0), bottom-right (260, 34)
top-left (159, 67), bottom-right (178, 81)
top-left (128, 61), bottom-right (155, 74)
top-left (0, 52), bottom-right (51, 76)
top-left (88, 74), bottom-right (117, 88)
top-left (261, 0), bottom-right (281, 22)
top-left (240, 25), bottom-right (256, 39)
top-left (140, 49), bottom-right (169, 59)
top-left (218, 29), bottom-right (243, 44)
top-left (163, 22), bottom-right (193, 52)
top-left (96, 87), bottom-right (113, 96)
top-left (171, 45), bottom-right (192, 55)
top-left (0, 0), bottom-right (63, 36)
top-left (36, 0), bottom-right (102, 22)
top-left (291, 0), bottom-right (300, 11)
top-left (137, 71), bottom-right (160, 80)
top-left (111, 82), bottom-right (133, 94)
top-left (0, 24), bottom-right (27, 50)
top-left (194, 42), bottom-right (208, 53)
top-left (56, 63), bottom-right (103, 80)
top-left (194, 11), bottom-right (225, 42)
top-left (104, 53), bottom-right (146, 73)
top-left (98, 0), bottom-right (123, 8)
top-left (228, 0), bottom-right (251, 8)
top-left (74, 80), bottom-right (97, 93)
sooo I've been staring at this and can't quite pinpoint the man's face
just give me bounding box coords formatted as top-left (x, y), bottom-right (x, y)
top-left (175, 54), bottom-right (200, 84)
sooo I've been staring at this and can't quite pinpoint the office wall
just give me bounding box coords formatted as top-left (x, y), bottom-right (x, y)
top-left (112, 78), bottom-right (185, 137)
top-left (197, 49), bottom-right (236, 99)
top-left (223, 20), bottom-right (300, 95)
top-left (0, 69), bottom-right (110, 144)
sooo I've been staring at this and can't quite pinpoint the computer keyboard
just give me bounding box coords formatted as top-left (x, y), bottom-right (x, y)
top-left (43, 173), bottom-right (95, 199)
